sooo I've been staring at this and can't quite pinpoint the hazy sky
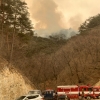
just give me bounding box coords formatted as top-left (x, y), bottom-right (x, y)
top-left (25, 0), bottom-right (100, 36)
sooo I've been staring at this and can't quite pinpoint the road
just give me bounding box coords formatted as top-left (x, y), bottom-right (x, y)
top-left (70, 99), bottom-right (100, 100)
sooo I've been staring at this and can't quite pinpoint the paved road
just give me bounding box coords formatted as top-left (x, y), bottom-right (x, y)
top-left (70, 99), bottom-right (100, 100)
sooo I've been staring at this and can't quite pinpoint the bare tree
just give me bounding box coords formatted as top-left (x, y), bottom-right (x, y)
top-left (0, 0), bottom-right (4, 49)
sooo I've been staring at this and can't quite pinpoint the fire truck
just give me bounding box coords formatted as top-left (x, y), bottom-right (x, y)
top-left (93, 86), bottom-right (100, 99)
top-left (57, 85), bottom-right (96, 100)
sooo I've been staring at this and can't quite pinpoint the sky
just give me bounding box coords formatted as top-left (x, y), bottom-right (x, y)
top-left (25, 0), bottom-right (100, 36)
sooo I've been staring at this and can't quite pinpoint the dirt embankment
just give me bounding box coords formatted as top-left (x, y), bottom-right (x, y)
top-left (0, 58), bottom-right (35, 100)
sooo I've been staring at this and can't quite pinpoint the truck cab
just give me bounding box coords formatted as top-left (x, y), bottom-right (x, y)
top-left (43, 89), bottom-right (56, 100)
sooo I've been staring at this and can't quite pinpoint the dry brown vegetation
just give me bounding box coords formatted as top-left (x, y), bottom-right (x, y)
top-left (56, 27), bottom-right (100, 85)
top-left (16, 27), bottom-right (100, 90)
top-left (0, 0), bottom-right (99, 91)
top-left (0, 26), bottom-right (100, 90)
top-left (32, 27), bottom-right (100, 89)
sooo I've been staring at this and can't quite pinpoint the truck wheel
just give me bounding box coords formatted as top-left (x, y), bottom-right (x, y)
top-left (79, 96), bottom-right (82, 100)
top-left (65, 98), bottom-right (70, 100)
top-left (98, 95), bottom-right (100, 99)
top-left (86, 96), bottom-right (91, 100)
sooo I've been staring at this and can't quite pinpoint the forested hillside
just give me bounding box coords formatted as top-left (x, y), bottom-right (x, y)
top-left (0, 0), bottom-right (67, 90)
top-left (23, 26), bottom-right (100, 89)
top-left (0, 0), bottom-right (100, 91)
top-left (56, 27), bottom-right (100, 86)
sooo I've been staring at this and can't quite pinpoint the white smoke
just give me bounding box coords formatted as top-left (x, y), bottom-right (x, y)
top-left (25, 0), bottom-right (100, 37)
top-left (25, 0), bottom-right (65, 36)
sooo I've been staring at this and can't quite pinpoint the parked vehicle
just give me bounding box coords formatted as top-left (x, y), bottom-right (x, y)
top-left (43, 89), bottom-right (57, 100)
top-left (28, 90), bottom-right (42, 95)
top-left (57, 85), bottom-right (96, 100)
top-left (16, 94), bottom-right (44, 100)
top-left (78, 85), bottom-right (95, 99)
top-left (57, 85), bottom-right (78, 100)
top-left (93, 86), bottom-right (100, 99)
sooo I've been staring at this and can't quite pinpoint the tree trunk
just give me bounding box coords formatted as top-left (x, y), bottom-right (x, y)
top-left (0, 0), bottom-right (4, 49)
top-left (9, 0), bottom-right (16, 63)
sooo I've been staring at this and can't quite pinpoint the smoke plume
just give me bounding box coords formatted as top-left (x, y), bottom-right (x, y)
top-left (25, 0), bottom-right (100, 37)
top-left (26, 0), bottom-right (64, 36)
top-left (68, 14), bottom-right (83, 30)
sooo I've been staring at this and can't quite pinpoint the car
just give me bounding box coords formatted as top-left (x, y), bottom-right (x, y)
top-left (16, 94), bottom-right (44, 100)
top-left (28, 90), bottom-right (42, 95)
top-left (43, 89), bottom-right (57, 100)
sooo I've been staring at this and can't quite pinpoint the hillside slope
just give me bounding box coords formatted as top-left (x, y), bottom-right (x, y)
top-left (95, 80), bottom-right (100, 86)
top-left (13, 27), bottom-right (100, 89)
top-left (56, 27), bottom-right (100, 86)
top-left (0, 26), bottom-right (100, 91)
top-left (0, 58), bottom-right (35, 100)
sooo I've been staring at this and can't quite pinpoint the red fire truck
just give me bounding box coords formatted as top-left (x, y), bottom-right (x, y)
top-left (57, 85), bottom-right (96, 100)
top-left (93, 86), bottom-right (100, 99)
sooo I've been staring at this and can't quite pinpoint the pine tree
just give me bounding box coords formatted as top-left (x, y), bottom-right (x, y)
top-left (79, 14), bottom-right (100, 33)
top-left (0, 0), bottom-right (34, 62)
top-left (0, 0), bottom-right (34, 34)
